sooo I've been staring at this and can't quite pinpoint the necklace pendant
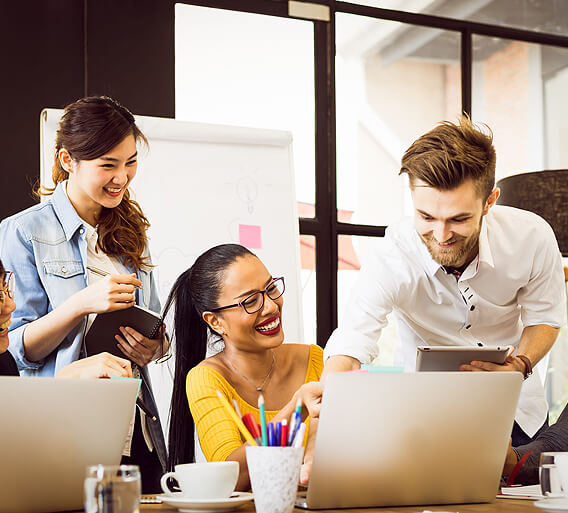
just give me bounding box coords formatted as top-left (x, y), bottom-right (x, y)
top-left (256, 387), bottom-right (262, 392)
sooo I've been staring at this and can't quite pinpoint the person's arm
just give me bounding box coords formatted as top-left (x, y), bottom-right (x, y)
top-left (56, 352), bottom-right (133, 379)
top-left (23, 273), bottom-right (141, 362)
top-left (322, 355), bottom-right (361, 379)
top-left (322, 241), bottom-right (398, 374)
top-left (506, 404), bottom-right (568, 485)
top-left (517, 324), bottom-right (559, 367)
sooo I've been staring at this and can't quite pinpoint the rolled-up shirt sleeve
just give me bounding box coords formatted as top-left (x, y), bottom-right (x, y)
top-left (324, 244), bottom-right (397, 365)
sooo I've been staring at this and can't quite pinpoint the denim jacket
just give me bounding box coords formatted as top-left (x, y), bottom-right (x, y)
top-left (0, 181), bottom-right (167, 470)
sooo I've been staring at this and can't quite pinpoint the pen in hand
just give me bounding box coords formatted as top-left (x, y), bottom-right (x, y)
top-left (87, 266), bottom-right (141, 288)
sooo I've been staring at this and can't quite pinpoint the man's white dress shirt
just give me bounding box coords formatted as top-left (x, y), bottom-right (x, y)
top-left (325, 206), bottom-right (567, 436)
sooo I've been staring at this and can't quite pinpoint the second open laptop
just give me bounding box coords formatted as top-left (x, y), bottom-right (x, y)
top-left (297, 371), bottom-right (522, 509)
top-left (0, 377), bottom-right (139, 513)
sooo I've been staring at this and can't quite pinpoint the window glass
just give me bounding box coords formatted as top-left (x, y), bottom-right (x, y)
top-left (336, 13), bottom-right (461, 225)
top-left (348, 1), bottom-right (568, 37)
top-left (337, 235), bottom-right (399, 365)
top-left (472, 37), bottom-right (568, 179)
top-left (175, 4), bottom-right (316, 209)
top-left (300, 235), bottom-right (316, 345)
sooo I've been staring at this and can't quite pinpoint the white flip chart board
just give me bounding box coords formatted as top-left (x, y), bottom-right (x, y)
top-left (40, 109), bottom-right (303, 431)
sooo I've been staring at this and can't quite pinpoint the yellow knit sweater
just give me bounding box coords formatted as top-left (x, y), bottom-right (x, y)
top-left (186, 344), bottom-right (323, 462)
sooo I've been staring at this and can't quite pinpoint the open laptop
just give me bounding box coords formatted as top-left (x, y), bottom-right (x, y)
top-left (0, 377), bottom-right (139, 513)
top-left (297, 371), bottom-right (522, 509)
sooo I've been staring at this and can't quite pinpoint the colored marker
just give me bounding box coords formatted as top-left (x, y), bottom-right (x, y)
top-left (280, 419), bottom-right (288, 447)
top-left (275, 422), bottom-right (281, 447)
top-left (292, 422), bottom-right (306, 448)
top-left (232, 399), bottom-right (242, 418)
top-left (294, 396), bottom-right (302, 417)
top-left (215, 390), bottom-right (258, 446)
top-left (258, 393), bottom-right (268, 446)
top-left (242, 413), bottom-right (262, 444)
top-left (267, 422), bottom-right (275, 447)
top-left (288, 411), bottom-right (302, 445)
top-left (288, 398), bottom-right (302, 444)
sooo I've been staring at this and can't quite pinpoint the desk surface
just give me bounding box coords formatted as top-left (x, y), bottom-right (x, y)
top-left (91, 498), bottom-right (538, 513)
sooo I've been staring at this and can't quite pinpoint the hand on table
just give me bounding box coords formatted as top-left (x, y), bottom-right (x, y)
top-left (56, 352), bottom-right (132, 379)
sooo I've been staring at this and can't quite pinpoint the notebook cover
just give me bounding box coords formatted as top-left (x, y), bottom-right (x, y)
top-left (85, 305), bottom-right (162, 361)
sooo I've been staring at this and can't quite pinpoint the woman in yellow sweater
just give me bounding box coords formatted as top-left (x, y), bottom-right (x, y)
top-left (164, 243), bottom-right (323, 490)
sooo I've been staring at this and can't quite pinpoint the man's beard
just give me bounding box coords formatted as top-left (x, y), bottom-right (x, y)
top-left (420, 222), bottom-right (481, 269)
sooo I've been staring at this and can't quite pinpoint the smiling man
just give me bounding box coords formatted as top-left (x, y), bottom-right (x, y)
top-left (323, 117), bottom-right (567, 445)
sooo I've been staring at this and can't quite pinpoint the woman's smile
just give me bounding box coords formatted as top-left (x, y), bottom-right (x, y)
top-left (255, 314), bottom-right (281, 336)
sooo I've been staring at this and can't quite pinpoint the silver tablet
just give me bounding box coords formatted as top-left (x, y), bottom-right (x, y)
top-left (416, 345), bottom-right (509, 372)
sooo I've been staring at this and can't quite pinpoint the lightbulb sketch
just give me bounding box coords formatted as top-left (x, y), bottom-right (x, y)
top-left (236, 176), bottom-right (259, 213)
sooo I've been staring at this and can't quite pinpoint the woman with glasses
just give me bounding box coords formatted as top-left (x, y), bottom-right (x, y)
top-left (0, 96), bottom-right (167, 492)
top-left (0, 261), bottom-right (133, 378)
top-left (164, 243), bottom-right (323, 490)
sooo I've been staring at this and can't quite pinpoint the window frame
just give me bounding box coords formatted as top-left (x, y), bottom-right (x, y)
top-left (177, 0), bottom-right (568, 347)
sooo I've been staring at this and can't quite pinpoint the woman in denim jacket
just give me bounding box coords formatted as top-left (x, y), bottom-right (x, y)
top-left (0, 96), bottom-right (167, 492)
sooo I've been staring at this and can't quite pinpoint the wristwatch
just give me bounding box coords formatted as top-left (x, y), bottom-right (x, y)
top-left (516, 354), bottom-right (533, 380)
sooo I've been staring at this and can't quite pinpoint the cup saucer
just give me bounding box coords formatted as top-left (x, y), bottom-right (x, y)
top-left (535, 497), bottom-right (568, 513)
top-left (156, 491), bottom-right (253, 513)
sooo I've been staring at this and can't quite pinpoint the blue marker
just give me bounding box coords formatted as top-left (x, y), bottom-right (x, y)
top-left (267, 422), bottom-right (275, 447)
top-left (288, 411), bottom-right (302, 445)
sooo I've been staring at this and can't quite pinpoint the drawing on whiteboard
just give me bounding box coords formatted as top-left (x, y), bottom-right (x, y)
top-left (236, 176), bottom-right (258, 213)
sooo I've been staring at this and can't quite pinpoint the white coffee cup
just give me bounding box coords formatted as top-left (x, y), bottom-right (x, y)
top-left (160, 461), bottom-right (239, 499)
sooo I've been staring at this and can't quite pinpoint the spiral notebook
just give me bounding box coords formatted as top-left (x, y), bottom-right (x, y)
top-left (85, 305), bottom-right (162, 361)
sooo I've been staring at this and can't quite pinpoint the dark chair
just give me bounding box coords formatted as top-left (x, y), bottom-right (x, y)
top-left (496, 170), bottom-right (568, 257)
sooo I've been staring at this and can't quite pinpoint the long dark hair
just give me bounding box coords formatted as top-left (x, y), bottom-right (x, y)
top-left (38, 96), bottom-right (151, 270)
top-left (164, 244), bottom-right (254, 469)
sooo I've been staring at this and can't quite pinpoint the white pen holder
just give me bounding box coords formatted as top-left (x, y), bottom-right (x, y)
top-left (246, 446), bottom-right (303, 513)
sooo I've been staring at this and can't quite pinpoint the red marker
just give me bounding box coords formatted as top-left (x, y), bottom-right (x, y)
top-left (281, 419), bottom-right (288, 447)
top-left (242, 413), bottom-right (262, 443)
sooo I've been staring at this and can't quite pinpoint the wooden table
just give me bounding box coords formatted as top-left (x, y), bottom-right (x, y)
top-left (128, 497), bottom-right (539, 512)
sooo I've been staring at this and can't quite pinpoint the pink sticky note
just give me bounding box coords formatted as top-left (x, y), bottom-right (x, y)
top-left (239, 224), bottom-right (262, 249)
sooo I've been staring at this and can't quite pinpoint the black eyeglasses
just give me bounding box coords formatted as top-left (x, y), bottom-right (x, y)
top-left (0, 271), bottom-right (14, 304)
top-left (210, 277), bottom-right (285, 315)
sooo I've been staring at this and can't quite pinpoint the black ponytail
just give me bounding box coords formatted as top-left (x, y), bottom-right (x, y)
top-left (165, 244), bottom-right (254, 469)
